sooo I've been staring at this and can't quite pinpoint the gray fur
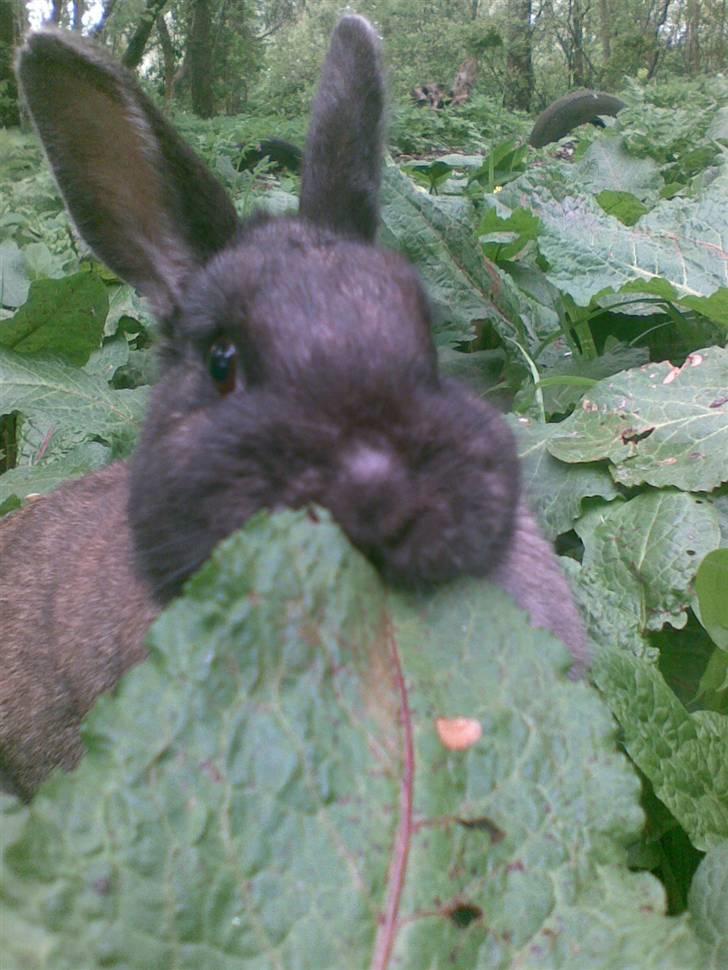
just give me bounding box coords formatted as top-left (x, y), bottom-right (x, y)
top-left (1, 17), bottom-right (587, 800)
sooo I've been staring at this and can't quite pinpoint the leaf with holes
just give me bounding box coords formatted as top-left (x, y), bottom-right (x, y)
top-left (547, 346), bottom-right (728, 491)
top-left (1, 511), bottom-right (709, 969)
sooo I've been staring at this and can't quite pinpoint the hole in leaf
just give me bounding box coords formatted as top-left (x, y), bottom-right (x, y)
top-left (456, 816), bottom-right (505, 842)
top-left (620, 426), bottom-right (654, 445)
top-left (446, 902), bottom-right (483, 928)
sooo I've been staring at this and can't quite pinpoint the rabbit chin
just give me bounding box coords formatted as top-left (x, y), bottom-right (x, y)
top-left (338, 500), bottom-right (519, 591)
top-left (320, 444), bottom-right (519, 589)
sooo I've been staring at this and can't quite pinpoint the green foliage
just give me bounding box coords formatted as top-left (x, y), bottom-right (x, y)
top-left (695, 550), bottom-right (728, 651)
top-left (0, 273), bottom-right (107, 365)
top-left (389, 97), bottom-right (530, 157)
top-left (547, 349), bottom-right (728, 492)
top-left (1, 61), bottom-right (728, 962)
top-left (0, 511), bottom-right (718, 968)
top-left (688, 843), bottom-right (728, 968)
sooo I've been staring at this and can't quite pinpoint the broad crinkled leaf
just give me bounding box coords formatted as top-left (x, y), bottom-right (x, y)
top-left (381, 167), bottom-right (511, 346)
top-left (572, 136), bottom-right (662, 200)
top-left (82, 334), bottom-right (131, 383)
top-left (0, 511), bottom-right (708, 968)
top-left (566, 558), bottom-right (656, 660)
top-left (0, 242), bottom-right (29, 310)
top-left (500, 163), bottom-right (728, 307)
top-left (594, 650), bottom-right (728, 851)
top-left (509, 417), bottom-right (619, 538)
top-left (688, 841), bottom-right (728, 968)
top-left (0, 273), bottom-right (108, 365)
top-left (0, 347), bottom-right (148, 463)
top-left (575, 491), bottom-right (721, 632)
top-left (547, 346), bottom-right (728, 491)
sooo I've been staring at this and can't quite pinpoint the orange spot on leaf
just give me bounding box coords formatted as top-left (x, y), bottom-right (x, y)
top-left (436, 717), bottom-right (482, 751)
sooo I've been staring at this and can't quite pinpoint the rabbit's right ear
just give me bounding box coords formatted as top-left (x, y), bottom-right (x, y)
top-left (17, 30), bottom-right (238, 317)
top-left (299, 15), bottom-right (384, 241)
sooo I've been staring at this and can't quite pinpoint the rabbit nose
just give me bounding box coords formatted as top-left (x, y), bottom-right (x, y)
top-left (345, 444), bottom-right (393, 481)
top-left (328, 444), bottom-right (412, 548)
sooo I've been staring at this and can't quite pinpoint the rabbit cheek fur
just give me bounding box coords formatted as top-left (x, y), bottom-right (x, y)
top-left (129, 219), bottom-right (521, 602)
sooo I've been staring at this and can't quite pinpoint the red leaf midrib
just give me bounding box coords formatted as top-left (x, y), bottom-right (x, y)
top-left (370, 615), bottom-right (415, 970)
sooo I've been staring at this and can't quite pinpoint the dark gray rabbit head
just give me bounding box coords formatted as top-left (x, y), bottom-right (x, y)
top-left (18, 16), bottom-right (520, 603)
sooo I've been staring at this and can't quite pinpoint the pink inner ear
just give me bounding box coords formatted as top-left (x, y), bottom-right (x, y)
top-left (36, 73), bottom-right (190, 311)
top-left (19, 35), bottom-right (236, 317)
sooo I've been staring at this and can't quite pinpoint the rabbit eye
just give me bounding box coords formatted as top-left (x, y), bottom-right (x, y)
top-left (208, 340), bottom-right (238, 395)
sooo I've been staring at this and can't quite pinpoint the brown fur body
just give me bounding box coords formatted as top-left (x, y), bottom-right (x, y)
top-left (0, 465), bottom-right (155, 798)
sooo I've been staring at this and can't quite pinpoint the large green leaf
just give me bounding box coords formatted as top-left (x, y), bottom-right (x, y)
top-left (576, 491), bottom-right (721, 632)
top-left (381, 167), bottom-right (519, 347)
top-left (510, 417), bottom-right (619, 539)
top-left (547, 346), bottom-right (728, 491)
top-left (500, 163), bottom-right (728, 308)
top-left (594, 650), bottom-right (728, 851)
top-left (694, 549), bottom-right (728, 650)
top-left (0, 347), bottom-right (147, 465)
top-left (0, 443), bottom-right (111, 507)
top-left (528, 340), bottom-right (650, 418)
top-left (572, 136), bottom-right (663, 200)
top-left (0, 272), bottom-right (108, 365)
top-left (0, 512), bottom-right (707, 968)
top-left (688, 841), bottom-right (728, 968)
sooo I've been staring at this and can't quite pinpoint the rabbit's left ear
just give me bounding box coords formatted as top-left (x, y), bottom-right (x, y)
top-left (299, 15), bottom-right (385, 242)
top-left (17, 30), bottom-right (238, 317)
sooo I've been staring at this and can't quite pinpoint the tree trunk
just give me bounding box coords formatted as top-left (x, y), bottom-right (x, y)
top-left (89, 0), bottom-right (119, 38)
top-left (451, 57), bottom-right (478, 105)
top-left (0, 0), bottom-right (22, 126)
top-left (504, 0), bottom-right (533, 111)
top-left (48, 0), bottom-right (62, 25)
top-left (571, 0), bottom-right (587, 86)
top-left (122, 0), bottom-right (169, 70)
top-left (72, 0), bottom-right (85, 31)
top-left (156, 14), bottom-right (177, 104)
top-left (599, 0), bottom-right (611, 62)
top-left (188, 0), bottom-right (214, 118)
top-left (685, 0), bottom-right (702, 73)
top-left (646, 0), bottom-right (673, 78)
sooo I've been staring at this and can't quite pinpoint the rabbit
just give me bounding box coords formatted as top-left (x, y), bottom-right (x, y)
top-left (0, 16), bottom-right (587, 801)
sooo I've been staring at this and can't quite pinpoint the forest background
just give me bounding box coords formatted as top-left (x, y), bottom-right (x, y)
top-left (1, 0), bottom-right (728, 124)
